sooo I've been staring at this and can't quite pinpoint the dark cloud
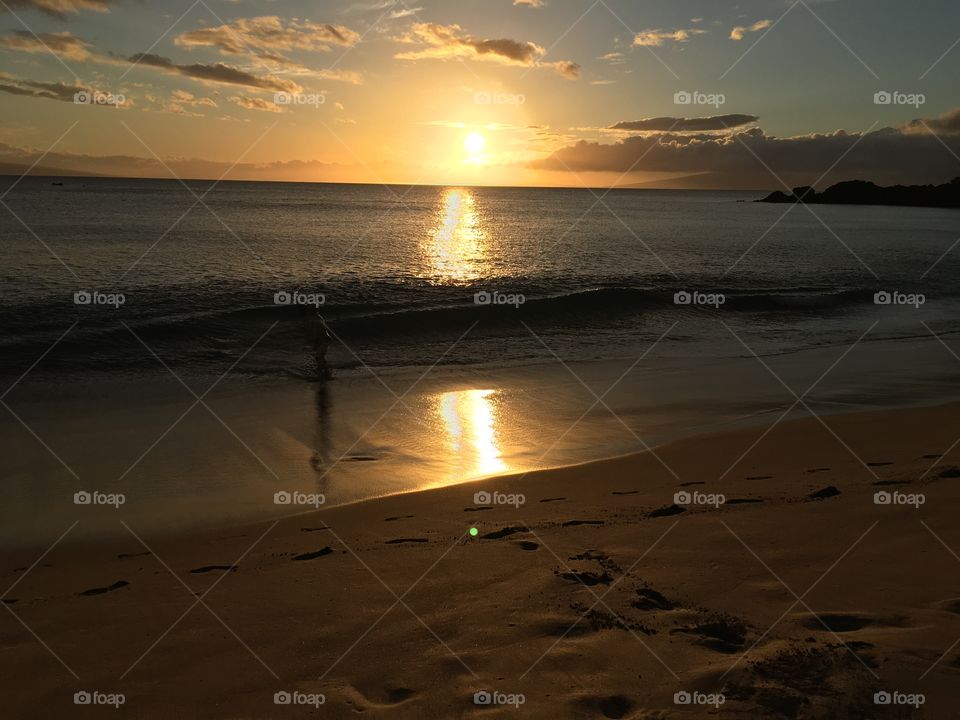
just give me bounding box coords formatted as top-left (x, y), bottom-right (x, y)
top-left (0, 30), bottom-right (91, 60)
top-left (906, 107), bottom-right (960, 135)
top-left (124, 53), bottom-right (301, 94)
top-left (611, 114), bottom-right (759, 133)
top-left (0, 77), bottom-right (85, 102)
top-left (534, 115), bottom-right (960, 187)
top-left (2, 0), bottom-right (114, 19)
top-left (396, 22), bottom-right (579, 79)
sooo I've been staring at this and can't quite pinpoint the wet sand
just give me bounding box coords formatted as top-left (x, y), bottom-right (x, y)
top-left (3, 402), bottom-right (960, 718)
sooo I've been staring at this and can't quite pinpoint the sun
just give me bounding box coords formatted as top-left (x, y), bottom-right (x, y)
top-left (464, 131), bottom-right (486, 158)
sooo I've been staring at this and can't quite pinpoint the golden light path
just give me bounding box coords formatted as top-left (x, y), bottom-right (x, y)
top-left (437, 388), bottom-right (506, 479)
top-left (425, 187), bottom-right (488, 283)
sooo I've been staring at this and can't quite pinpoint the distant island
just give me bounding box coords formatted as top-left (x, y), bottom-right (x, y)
top-left (758, 177), bottom-right (960, 208)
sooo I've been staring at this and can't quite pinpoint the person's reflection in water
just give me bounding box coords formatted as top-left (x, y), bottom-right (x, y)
top-left (299, 307), bottom-right (333, 477)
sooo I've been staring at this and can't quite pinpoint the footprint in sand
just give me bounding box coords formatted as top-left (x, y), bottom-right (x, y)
top-left (557, 569), bottom-right (614, 586)
top-left (462, 507), bottom-right (493, 513)
top-left (189, 565), bottom-right (237, 574)
top-left (808, 485), bottom-right (841, 500)
top-left (117, 551), bottom-right (151, 559)
top-left (344, 685), bottom-right (417, 711)
top-left (648, 504), bottom-right (686, 518)
top-left (516, 541), bottom-right (539, 551)
top-left (611, 490), bottom-right (640, 495)
top-left (481, 525), bottom-right (528, 540)
top-left (800, 612), bottom-right (900, 632)
top-left (746, 475), bottom-right (773, 480)
top-left (385, 538), bottom-right (428, 544)
top-left (293, 547), bottom-right (333, 561)
top-left (673, 614), bottom-right (748, 653)
top-left (574, 694), bottom-right (634, 719)
top-left (79, 580), bottom-right (129, 597)
top-left (678, 481), bottom-right (705, 487)
top-left (2, 598), bottom-right (18, 604)
top-left (726, 498), bottom-right (764, 505)
top-left (384, 515), bottom-right (414, 522)
top-left (300, 526), bottom-right (330, 532)
top-left (539, 497), bottom-right (566, 503)
top-left (867, 461), bottom-right (894, 467)
top-left (562, 519), bottom-right (604, 527)
top-left (923, 454), bottom-right (943, 460)
top-left (632, 587), bottom-right (675, 611)
top-left (806, 467), bottom-right (830, 473)
top-left (939, 466), bottom-right (960, 478)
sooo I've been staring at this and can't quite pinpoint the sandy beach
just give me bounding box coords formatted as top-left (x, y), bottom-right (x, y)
top-left (4, 401), bottom-right (960, 718)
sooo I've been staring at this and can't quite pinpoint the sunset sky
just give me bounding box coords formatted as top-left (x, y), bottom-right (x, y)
top-left (1, 0), bottom-right (959, 188)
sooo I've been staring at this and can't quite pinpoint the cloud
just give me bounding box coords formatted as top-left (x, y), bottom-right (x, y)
top-left (730, 19), bottom-right (771, 41)
top-left (633, 28), bottom-right (707, 47)
top-left (905, 107), bottom-right (960, 135)
top-left (533, 111), bottom-right (960, 187)
top-left (0, 75), bottom-right (124, 106)
top-left (173, 17), bottom-right (363, 83)
top-left (229, 95), bottom-right (283, 113)
top-left (174, 16), bottom-right (359, 58)
top-left (611, 115), bottom-right (759, 132)
top-left (123, 53), bottom-right (302, 94)
top-left (395, 22), bottom-right (578, 78)
top-left (514, 0), bottom-right (545, 7)
top-left (0, 30), bottom-right (91, 60)
top-left (1, 0), bottom-right (114, 18)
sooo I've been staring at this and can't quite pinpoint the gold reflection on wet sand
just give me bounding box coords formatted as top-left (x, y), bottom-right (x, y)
top-left (438, 388), bottom-right (506, 478)
top-left (426, 188), bottom-right (487, 282)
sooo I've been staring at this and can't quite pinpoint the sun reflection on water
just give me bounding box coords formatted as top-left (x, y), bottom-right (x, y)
top-left (425, 188), bottom-right (488, 283)
top-left (437, 388), bottom-right (506, 479)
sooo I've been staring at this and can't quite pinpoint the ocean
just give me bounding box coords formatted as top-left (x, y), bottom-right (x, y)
top-left (2, 176), bottom-right (959, 545)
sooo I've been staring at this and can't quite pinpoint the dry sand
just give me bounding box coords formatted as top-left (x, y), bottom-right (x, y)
top-left (4, 402), bottom-right (960, 718)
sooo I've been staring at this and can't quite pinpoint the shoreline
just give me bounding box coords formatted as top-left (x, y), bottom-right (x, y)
top-left (5, 401), bottom-right (960, 717)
